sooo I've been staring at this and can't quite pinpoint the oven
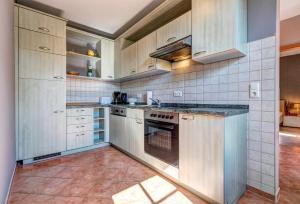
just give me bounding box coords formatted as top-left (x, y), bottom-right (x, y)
top-left (144, 110), bottom-right (179, 168)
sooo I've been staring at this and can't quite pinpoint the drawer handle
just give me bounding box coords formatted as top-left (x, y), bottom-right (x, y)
top-left (81, 117), bottom-right (85, 120)
top-left (181, 115), bottom-right (194, 120)
top-left (81, 133), bottom-right (85, 136)
top-left (81, 125), bottom-right (85, 128)
top-left (60, 110), bottom-right (64, 113)
top-left (131, 70), bottom-right (136, 73)
top-left (193, 51), bottom-right (206, 56)
top-left (148, 64), bottom-right (155, 69)
top-left (136, 120), bottom-right (143, 124)
top-left (53, 76), bottom-right (64, 79)
top-left (39, 46), bottom-right (51, 51)
top-left (38, 27), bottom-right (50, 32)
top-left (167, 37), bottom-right (176, 43)
top-left (76, 134), bottom-right (80, 137)
top-left (81, 110), bottom-right (85, 112)
top-left (53, 110), bottom-right (59, 114)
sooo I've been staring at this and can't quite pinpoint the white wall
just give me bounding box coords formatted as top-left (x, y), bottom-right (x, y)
top-left (0, 0), bottom-right (16, 203)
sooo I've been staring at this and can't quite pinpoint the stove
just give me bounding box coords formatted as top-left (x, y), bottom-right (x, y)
top-left (144, 110), bottom-right (179, 124)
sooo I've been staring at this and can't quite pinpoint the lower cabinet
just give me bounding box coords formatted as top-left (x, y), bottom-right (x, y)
top-left (18, 79), bottom-right (66, 160)
top-left (67, 131), bottom-right (93, 150)
top-left (110, 109), bottom-right (144, 160)
top-left (127, 117), bottom-right (144, 160)
top-left (179, 114), bottom-right (247, 204)
top-left (109, 114), bottom-right (129, 151)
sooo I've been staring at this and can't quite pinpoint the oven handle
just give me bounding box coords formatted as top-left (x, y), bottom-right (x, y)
top-left (145, 120), bottom-right (176, 130)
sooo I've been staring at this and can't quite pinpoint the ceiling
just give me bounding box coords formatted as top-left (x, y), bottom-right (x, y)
top-left (28, 0), bottom-right (163, 36)
top-left (280, 0), bottom-right (300, 21)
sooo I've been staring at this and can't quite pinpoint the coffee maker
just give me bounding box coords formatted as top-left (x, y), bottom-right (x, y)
top-left (112, 92), bottom-right (128, 104)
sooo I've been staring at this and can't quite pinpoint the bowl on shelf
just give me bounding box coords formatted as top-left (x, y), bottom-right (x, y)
top-left (67, 71), bottom-right (80, 76)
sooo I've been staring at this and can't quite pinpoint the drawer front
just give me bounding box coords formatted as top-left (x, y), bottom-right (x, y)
top-left (67, 115), bottom-right (93, 125)
top-left (67, 131), bottom-right (93, 150)
top-left (67, 108), bottom-right (93, 117)
top-left (127, 108), bottom-right (144, 119)
top-left (19, 7), bottom-right (66, 38)
top-left (19, 28), bottom-right (66, 55)
top-left (67, 123), bottom-right (93, 133)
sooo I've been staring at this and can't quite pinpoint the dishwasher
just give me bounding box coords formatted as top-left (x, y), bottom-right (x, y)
top-left (109, 106), bottom-right (128, 150)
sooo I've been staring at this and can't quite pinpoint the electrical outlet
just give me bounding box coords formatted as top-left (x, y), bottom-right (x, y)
top-left (250, 82), bottom-right (260, 98)
top-left (174, 90), bottom-right (183, 97)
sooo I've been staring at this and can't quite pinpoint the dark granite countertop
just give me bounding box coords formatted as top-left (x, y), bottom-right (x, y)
top-left (66, 103), bottom-right (249, 117)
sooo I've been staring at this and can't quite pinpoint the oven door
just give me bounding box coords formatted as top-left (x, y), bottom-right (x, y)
top-left (144, 119), bottom-right (179, 167)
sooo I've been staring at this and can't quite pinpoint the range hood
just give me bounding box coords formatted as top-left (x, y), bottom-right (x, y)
top-left (150, 36), bottom-right (192, 62)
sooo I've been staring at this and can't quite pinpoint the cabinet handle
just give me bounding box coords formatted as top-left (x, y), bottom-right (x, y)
top-left (193, 51), bottom-right (206, 56)
top-left (76, 134), bottom-right (80, 137)
top-left (81, 133), bottom-right (85, 136)
top-left (148, 64), bottom-right (155, 69)
top-left (60, 110), bottom-right (64, 113)
top-left (53, 76), bottom-right (64, 79)
top-left (181, 115), bottom-right (194, 120)
top-left (131, 70), bottom-right (136, 73)
top-left (167, 37), bottom-right (176, 43)
top-left (81, 117), bottom-right (85, 120)
top-left (136, 119), bottom-right (143, 124)
top-left (107, 76), bottom-right (113, 78)
top-left (38, 46), bottom-right (51, 51)
top-left (81, 125), bottom-right (85, 128)
top-left (81, 109), bottom-right (85, 112)
top-left (38, 27), bottom-right (50, 32)
top-left (53, 110), bottom-right (59, 114)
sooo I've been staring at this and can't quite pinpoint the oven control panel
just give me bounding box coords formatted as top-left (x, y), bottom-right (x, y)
top-left (145, 110), bottom-right (179, 124)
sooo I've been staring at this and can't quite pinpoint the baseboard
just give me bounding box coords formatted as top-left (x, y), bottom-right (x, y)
top-left (5, 164), bottom-right (16, 204)
top-left (246, 185), bottom-right (275, 201)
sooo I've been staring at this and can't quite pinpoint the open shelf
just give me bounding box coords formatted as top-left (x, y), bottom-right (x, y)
top-left (67, 51), bottom-right (101, 61)
top-left (94, 117), bottom-right (105, 120)
top-left (94, 129), bottom-right (105, 133)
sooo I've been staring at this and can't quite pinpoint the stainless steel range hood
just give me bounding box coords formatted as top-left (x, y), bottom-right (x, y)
top-left (150, 36), bottom-right (192, 62)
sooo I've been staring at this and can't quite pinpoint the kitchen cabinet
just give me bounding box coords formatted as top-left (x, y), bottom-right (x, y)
top-left (127, 109), bottom-right (144, 160)
top-left (99, 39), bottom-right (115, 80)
top-left (156, 11), bottom-right (191, 49)
top-left (19, 28), bottom-right (66, 56)
top-left (179, 113), bottom-right (247, 204)
top-left (19, 7), bottom-right (66, 38)
top-left (18, 79), bottom-right (66, 160)
top-left (192, 0), bottom-right (247, 64)
top-left (109, 114), bottom-right (129, 151)
top-left (15, 4), bottom-right (67, 161)
top-left (137, 31), bottom-right (171, 73)
top-left (19, 49), bottom-right (66, 81)
top-left (121, 43), bottom-right (137, 77)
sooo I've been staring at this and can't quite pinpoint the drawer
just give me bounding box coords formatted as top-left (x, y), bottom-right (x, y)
top-left (67, 123), bottom-right (93, 133)
top-left (67, 115), bottom-right (93, 125)
top-left (67, 108), bottom-right (93, 117)
top-left (127, 108), bottom-right (144, 119)
top-left (67, 131), bottom-right (93, 150)
top-left (19, 28), bottom-right (66, 55)
top-left (19, 7), bottom-right (66, 38)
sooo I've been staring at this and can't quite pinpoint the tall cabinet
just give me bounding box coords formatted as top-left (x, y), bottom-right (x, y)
top-left (15, 5), bottom-right (67, 161)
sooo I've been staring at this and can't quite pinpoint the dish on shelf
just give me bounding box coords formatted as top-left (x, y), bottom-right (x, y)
top-left (67, 71), bottom-right (80, 76)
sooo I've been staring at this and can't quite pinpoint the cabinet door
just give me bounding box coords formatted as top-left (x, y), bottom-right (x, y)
top-left (157, 11), bottom-right (191, 49)
top-left (101, 39), bottom-right (115, 79)
top-left (137, 32), bottom-right (157, 73)
top-left (67, 131), bottom-right (93, 150)
top-left (19, 7), bottom-right (66, 38)
top-left (192, 0), bottom-right (247, 63)
top-left (18, 79), bottom-right (66, 160)
top-left (19, 49), bottom-right (66, 81)
top-left (128, 118), bottom-right (144, 160)
top-left (19, 28), bottom-right (66, 56)
top-left (179, 114), bottom-right (224, 204)
top-left (121, 43), bottom-right (137, 77)
top-left (109, 114), bottom-right (129, 151)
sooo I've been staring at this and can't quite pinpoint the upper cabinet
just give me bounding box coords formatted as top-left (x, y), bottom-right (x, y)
top-left (137, 31), bottom-right (171, 73)
top-left (121, 43), bottom-right (137, 77)
top-left (100, 39), bottom-right (115, 80)
top-left (157, 11), bottom-right (191, 49)
top-left (192, 0), bottom-right (247, 64)
top-left (19, 7), bottom-right (66, 38)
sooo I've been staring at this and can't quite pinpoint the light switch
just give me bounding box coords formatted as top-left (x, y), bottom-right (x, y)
top-left (250, 82), bottom-right (260, 98)
top-left (174, 90), bottom-right (183, 97)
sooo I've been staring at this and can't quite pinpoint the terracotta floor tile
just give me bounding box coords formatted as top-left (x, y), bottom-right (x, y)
top-left (8, 144), bottom-right (300, 204)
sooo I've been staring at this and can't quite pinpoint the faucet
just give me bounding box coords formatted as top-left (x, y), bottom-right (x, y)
top-left (149, 98), bottom-right (160, 107)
